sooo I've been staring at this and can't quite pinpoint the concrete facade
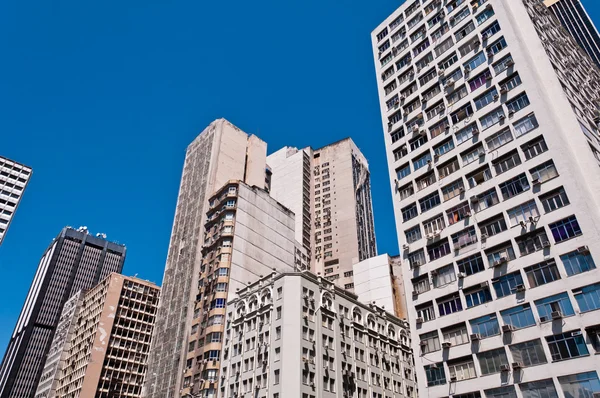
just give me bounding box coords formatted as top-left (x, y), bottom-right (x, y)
top-left (0, 155), bottom-right (31, 246)
top-left (51, 274), bottom-right (159, 398)
top-left (0, 227), bottom-right (126, 398)
top-left (178, 181), bottom-right (297, 398)
top-left (353, 254), bottom-right (409, 320)
top-left (144, 119), bottom-right (268, 398)
top-left (372, 0), bottom-right (600, 397)
top-left (220, 271), bottom-right (417, 398)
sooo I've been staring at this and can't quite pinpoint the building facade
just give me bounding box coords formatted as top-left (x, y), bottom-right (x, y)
top-left (268, 138), bottom-right (377, 291)
top-left (372, 0), bottom-right (600, 397)
top-left (144, 119), bottom-right (268, 398)
top-left (48, 273), bottom-right (159, 398)
top-left (220, 271), bottom-right (417, 398)
top-left (0, 227), bottom-right (126, 398)
top-left (544, 0), bottom-right (600, 68)
top-left (178, 180), bottom-right (298, 398)
top-left (0, 155), bottom-right (32, 246)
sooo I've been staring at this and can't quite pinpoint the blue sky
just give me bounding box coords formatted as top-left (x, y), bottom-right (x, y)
top-left (0, 0), bottom-right (598, 355)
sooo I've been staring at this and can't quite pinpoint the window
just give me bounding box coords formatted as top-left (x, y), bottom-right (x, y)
top-left (442, 324), bottom-right (469, 346)
top-left (474, 88), bottom-right (499, 110)
top-left (401, 203), bottom-right (418, 222)
top-left (466, 165), bottom-right (492, 188)
top-left (428, 239), bottom-right (452, 261)
top-left (457, 254), bottom-right (485, 276)
top-left (437, 158), bottom-right (460, 179)
top-left (487, 36), bottom-right (508, 56)
top-left (277, 326), bottom-right (282, 340)
top-left (412, 274), bottom-right (431, 294)
top-left (500, 73), bottom-right (522, 94)
top-left (479, 214), bottom-right (507, 238)
top-left (470, 314), bottom-right (500, 338)
top-left (435, 37), bottom-right (454, 57)
top-left (451, 226), bottom-right (477, 250)
top-left (493, 150), bottom-right (521, 175)
top-left (501, 304), bottom-right (536, 329)
top-left (486, 242), bottom-right (515, 265)
top-left (480, 107), bottom-right (505, 130)
top-left (451, 103), bottom-right (474, 124)
top-left (549, 215), bottom-right (582, 243)
top-left (450, 6), bottom-right (471, 27)
top-left (469, 69), bottom-right (491, 91)
top-left (472, 188), bottom-right (499, 212)
top-left (492, 271), bottom-right (524, 298)
top-left (416, 171), bottom-right (436, 191)
top-left (430, 118), bottom-right (450, 139)
top-left (447, 84), bottom-right (469, 105)
top-left (486, 127), bottom-right (513, 151)
top-left (461, 144), bottom-right (485, 165)
top-left (423, 214), bottom-right (446, 235)
top-left (446, 201), bottom-right (471, 226)
top-left (463, 51), bottom-right (486, 71)
top-left (530, 160), bottom-right (558, 183)
top-left (405, 225), bottom-right (422, 243)
top-left (410, 134), bottom-right (428, 151)
top-left (493, 54), bottom-right (514, 75)
top-left (464, 285), bottom-right (492, 308)
top-left (419, 191), bottom-right (441, 213)
top-left (525, 260), bottom-right (560, 288)
top-left (396, 163), bottom-right (411, 180)
top-left (558, 372), bottom-right (600, 397)
top-left (573, 283), bottom-right (600, 313)
top-left (509, 339), bottom-right (547, 367)
top-left (425, 363), bottom-right (446, 386)
top-left (455, 123), bottom-right (478, 145)
top-left (516, 229), bottom-right (549, 256)
top-left (485, 386), bottom-right (517, 398)
top-left (506, 92), bottom-right (530, 114)
top-left (477, 347), bottom-right (508, 375)
top-left (507, 200), bottom-right (539, 227)
top-left (476, 7), bottom-right (495, 25)
top-left (513, 113), bottom-right (539, 137)
top-left (561, 250), bottom-right (596, 276)
top-left (546, 331), bottom-right (589, 361)
top-left (499, 173), bottom-right (530, 200)
top-left (408, 249), bottom-right (426, 268)
top-left (420, 331), bottom-right (440, 354)
top-left (442, 179), bottom-right (464, 201)
top-left (276, 307), bottom-right (282, 319)
top-left (433, 138), bottom-right (455, 157)
top-left (416, 302), bottom-right (435, 322)
top-left (535, 293), bottom-right (575, 322)
top-left (437, 293), bottom-right (462, 316)
top-left (398, 183), bottom-right (414, 200)
top-left (439, 52), bottom-right (458, 71)
top-left (433, 264), bottom-right (456, 287)
top-left (521, 136), bottom-right (548, 160)
top-left (540, 187), bottom-right (570, 213)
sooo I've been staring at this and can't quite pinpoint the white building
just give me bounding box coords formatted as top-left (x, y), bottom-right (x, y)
top-left (372, 0), bottom-right (600, 397)
top-left (219, 271), bottom-right (417, 398)
top-left (0, 155), bottom-right (31, 246)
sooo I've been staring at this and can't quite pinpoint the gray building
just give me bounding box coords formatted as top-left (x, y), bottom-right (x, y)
top-left (0, 227), bottom-right (126, 398)
top-left (0, 155), bottom-right (32, 246)
top-left (220, 271), bottom-right (417, 398)
top-left (544, 0), bottom-right (600, 68)
top-left (372, 0), bottom-right (600, 397)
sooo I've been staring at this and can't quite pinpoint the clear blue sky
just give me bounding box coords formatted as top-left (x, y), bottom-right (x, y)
top-left (0, 0), bottom-right (598, 355)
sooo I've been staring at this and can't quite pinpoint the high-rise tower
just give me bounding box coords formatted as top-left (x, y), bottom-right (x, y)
top-left (144, 119), bottom-right (268, 398)
top-left (0, 227), bottom-right (126, 398)
top-left (372, 0), bottom-right (600, 396)
top-left (0, 155), bottom-right (32, 246)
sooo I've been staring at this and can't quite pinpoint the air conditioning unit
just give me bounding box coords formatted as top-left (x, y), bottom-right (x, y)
top-left (502, 324), bottom-right (515, 333)
top-left (416, 317), bottom-right (424, 324)
top-left (500, 86), bottom-right (508, 94)
top-left (500, 364), bottom-right (511, 372)
top-left (402, 243), bottom-right (410, 250)
top-left (499, 114), bottom-right (506, 120)
top-left (438, 69), bottom-right (445, 77)
top-left (470, 195), bottom-right (479, 203)
top-left (442, 341), bottom-right (452, 349)
top-left (458, 272), bottom-right (466, 279)
top-left (412, 290), bottom-right (419, 297)
top-left (412, 125), bottom-right (420, 132)
top-left (450, 375), bottom-right (457, 382)
top-left (412, 260), bottom-right (422, 268)
top-left (493, 94), bottom-right (500, 101)
top-left (512, 361), bottom-right (524, 370)
top-left (551, 310), bottom-right (563, 320)
top-left (532, 177), bottom-right (541, 185)
top-left (506, 59), bottom-right (515, 67)
top-left (470, 333), bottom-right (481, 341)
top-left (577, 246), bottom-right (590, 254)
top-left (419, 340), bottom-right (427, 346)
top-left (445, 79), bottom-right (455, 87)
top-left (543, 241), bottom-right (551, 248)
top-left (426, 233), bottom-right (434, 240)
top-left (515, 284), bottom-right (525, 292)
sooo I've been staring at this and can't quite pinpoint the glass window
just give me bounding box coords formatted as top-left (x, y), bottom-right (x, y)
top-left (492, 150), bottom-right (521, 175)
top-left (416, 171), bottom-right (436, 191)
top-left (412, 274), bottom-right (431, 294)
top-left (506, 92), bottom-right (530, 114)
top-left (486, 127), bottom-right (513, 151)
top-left (485, 386), bottom-right (517, 398)
top-left (461, 144), bottom-right (486, 165)
top-left (499, 173), bottom-right (530, 200)
top-left (549, 215), bottom-right (582, 243)
top-left (558, 372), bottom-right (600, 398)
top-left (408, 249), bottom-right (426, 268)
top-left (477, 347), bottom-right (508, 375)
top-left (509, 339), bottom-right (547, 367)
top-left (443, 323), bottom-right (469, 346)
top-left (500, 73), bottom-right (522, 93)
top-left (480, 107), bottom-right (506, 130)
top-left (446, 201), bottom-right (471, 226)
top-left (513, 113), bottom-right (539, 138)
top-left (474, 88), bottom-right (499, 110)
top-left (493, 54), bottom-right (515, 74)
top-left (428, 239), bottom-right (452, 261)
top-left (464, 285), bottom-right (492, 308)
top-left (535, 292), bottom-right (575, 322)
top-left (433, 264), bottom-right (456, 287)
top-left (470, 314), bottom-right (500, 338)
top-left (425, 363), bottom-right (446, 386)
top-left (463, 51), bottom-right (486, 71)
top-left (457, 254), bottom-right (485, 276)
top-left (423, 214), bottom-right (446, 235)
top-left (420, 331), bottom-right (440, 354)
top-left (516, 229), bottom-right (549, 256)
top-left (442, 179), bottom-right (464, 201)
top-left (476, 7), bottom-right (496, 25)
top-left (437, 294), bottom-right (463, 316)
top-left (472, 188), bottom-right (500, 212)
top-left (492, 271), bottom-right (524, 298)
top-left (438, 157), bottom-right (460, 178)
top-left (405, 225), bottom-right (422, 243)
top-left (416, 302), bottom-right (436, 322)
top-left (401, 203), bottom-right (418, 222)
top-left (398, 183), bottom-right (414, 200)
top-left (481, 20), bottom-right (501, 38)
top-left (487, 36), bottom-right (508, 56)
top-left (447, 357), bottom-right (477, 381)
top-left (525, 260), bottom-right (561, 288)
top-left (433, 138), bottom-right (455, 157)
top-left (507, 200), bottom-right (539, 227)
top-left (451, 226), bottom-right (478, 250)
top-left (520, 380), bottom-right (558, 398)
top-left (501, 304), bottom-right (536, 329)
top-left (521, 135), bottom-right (548, 160)
top-left (530, 160), bottom-right (558, 183)
top-left (419, 191), bottom-right (441, 213)
top-left (479, 214), bottom-right (507, 238)
top-left (540, 187), bottom-right (570, 214)
top-left (396, 163), bottom-right (411, 180)
top-left (455, 123), bottom-right (478, 145)
top-left (546, 331), bottom-right (589, 361)
top-left (561, 250), bottom-right (596, 276)
top-left (573, 283), bottom-right (600, 313)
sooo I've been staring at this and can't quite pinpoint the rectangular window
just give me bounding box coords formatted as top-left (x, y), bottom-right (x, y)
top-left (423, 214), bottom-right (446, 235)
top-left (472, 188), bottom-right (500, 212)
top-left (410, 134), bottom-right (428, 151)
top-left (437, 294), bottom-right (462, 316)
top-left (420, 331), bottom-right (440, 354)
top-left (396, 163), bottom-right (411, 180)
top-left (447, 357), bottom-right (477, 381)
top-left (463, 51), bottom-right (486, 71)
top-left (558, 372), bottom-right (600, 397)
top-left (464, 285), bottom-right (492, 308)
top-left (416, 171), bottom-right (436, 191)
top-left (451, 103), bottom-right (474, 124)
top-left (433, 138), bottom-right (455, 157)
top-left (486, 127), bottom-right (513, 151)
top-left (430, 118), bottom-right (450, 139)
top-left (455, 21), bottom-right (476, 42)
top-left (540, 187), bottom-right (570, 213)
top-left (419, 191), bottom-right (441, 213)
top-left (470, 314), bottom-right (500, 338)
top-left (446, 201), bottom-right (471, 226)
top-left (435, 37), bottom-right (454, 57)
top-left (573, 283), bottom-right (600, 313)
top-left (439, 52), bottom-right (458, 71)
top-left (509, 339), bottom-right (547, 367)
top-left (500, 73), bottom-right (522, 93)
top-left (535, 292), bottom-right (575, 322)
top-left (413, 151), bottom-right (432, 171)
top-left (408, 249), bottom-right (427, 268)
top-left (546, 331), bottom-right (589, 361)
top-left (501, 304), bottom-right (536, 329)
top-left (549, 215), bottom-right (582, 243)
top-left (428, 239), bottom-right (452, 261)
top-left (413, 274), bottom-right (431, 294)
top-left (530, 160), bottom-right (558, 184)
top-left (405, 225), bottom-right (422, 243)
top-left (416, 302), bottom-right (436, 322)
top-left (461, 144), bottom-right (485, 166)
top-left (402, 203), bottom-right (418, 222)
top-left (487, 36), bottom-right (508, 56)
top-left (474, 88), bottom-right (499, 110)
top-left (437, 158), bottom-right (460, 179)
top-left (469, 69), bottom-right (492, 91)
top-left (485, 386), bottom-right (517, 398)
top-left (499, 173), bottom-right (530, 200)
top-left (479, 214), bottom-right (507, 238)
top-left (513, 113), bottom-right (539, 137)
top-left (451, 226), bottom-right (477, 250)
top-left (477, 347), bottom-right (508, 375)
top-left (561, 250), bottom-right (596, 276)
top-left (441, 179), bottom-right (464, 201)
top-left (492, 150), bottom-right (521, 175)
top-left (442, 324), bottom-right (469, 346)
top-left (446, 84), bottom-right (469, 105)
top-left (433, 264), bottom-right (456, 288)
top-left (457, 254), bottom-right (485, 276)
top-left (480, 107), bottom-right (505, 130)
top-left (476, 7), bottom-right (495, 25)
top-left (398, 183), bottom-right (414, 200)
top-left (506, 92), bottom-right (530, 114)
top-left (425, 363), bottom-right (446, 386)
top-left (455, 123), bottom-right (478, 145)
top-left (492, 271), bottom-right (524, 298)
top-left (493, 54), bottom-right (514, 74)
top-left (507, 200), bottom-right (539, 227)
top-left (525, 260), bottom-right (560, 288)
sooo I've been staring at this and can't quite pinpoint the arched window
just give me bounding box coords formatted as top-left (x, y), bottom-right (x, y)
top-left (353, 308), bottom-right (363, 323)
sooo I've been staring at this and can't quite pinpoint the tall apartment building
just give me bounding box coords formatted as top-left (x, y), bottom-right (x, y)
top-left (219, 271), bottom-right (417, 398)
top-left (372, 0), bottom-right (600, 397)
top-left (268, 138), bottom-right (377, 291)
top-left (544, 0), bottom-right (600, 68)
top-left (0, 155), bottom-right (32, 246)
top-left (177, 180), bottom-right (298, 398)
top-left (41, 273), bottom-right (159, 398)
top-left (0, 227), bottom-right (126, 398)
top-left (144, 119), bottom-right (268, 398)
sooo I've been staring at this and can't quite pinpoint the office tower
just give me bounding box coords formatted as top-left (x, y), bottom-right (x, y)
top-left (352, 254), bottom-right (408, 319)
top-left (544, 0), bottom-right (600, 68)
top-left (0, 155), bottom-right (32, 246)
top-left (372, 0), bottom-right (600, 397)
top-left (268, 138), bottom-right (377, 291)
top-left (0, 227), bottom-right (126, 398)
top-left (43, 273), bottom-right (159, 398)
top-left (34, 292), bottom-right (83, 398)
top-left (219, 271), bottom-right (417, 398)
top-left (144, 119), bottom-right (270, 398)
top-left (177, 180), bottom-right (297, 398)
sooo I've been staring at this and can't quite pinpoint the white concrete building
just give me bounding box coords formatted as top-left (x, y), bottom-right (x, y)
top-left (219, 271), bottom-right (417, 398)
top-left (372, 0), bottom-right (600, 397)
top-left (0, 155), bottom-right (31, 246)
top-left (353, 254), bottom-right (409, 320)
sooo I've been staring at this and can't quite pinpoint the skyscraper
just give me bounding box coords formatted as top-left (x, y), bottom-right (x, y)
top-left (144, 119), bottom-right (269, 398)
top-left (0, 226), bottom-right (126, 398)
top-left (0, 155), bottom-right (32, 246)
top-left (268, 138), bottom-right (377, 291)
top-left (372, 0), bottom-right (600, 396)
top-left (544, 0), bottom-right (600, 67)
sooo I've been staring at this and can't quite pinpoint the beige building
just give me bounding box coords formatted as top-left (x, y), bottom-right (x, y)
top-left (268, 138), bottom-right (377, 292)
top-left (178, 180), bottom-right (298, 398)
top-left (0, 155), bottom-right (32, 247)
top-left (51, 274), bottom-right (159, 398)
